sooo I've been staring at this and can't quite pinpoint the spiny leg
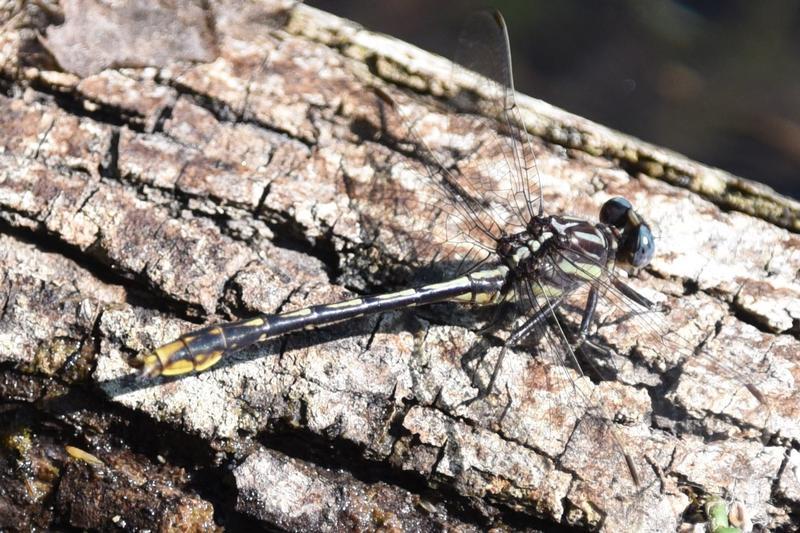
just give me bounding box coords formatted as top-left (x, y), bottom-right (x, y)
top-left (475, 300), bottom-right (517, 336)
top-left (479, 296), bottom-right (564, 396)
top-left (572, 283), bottom-right (649, 361)
top-left (569, 286), bottom-right (633, 382)
top-left (549, 286), bottom-right (611, 366)
top-left (561, 287), bottom-right (646, 486)
top-left (485, 285), bottom-right (611, 391)
top-left (575, 286), bottom-right (599, 347)
top-left (612, 277), bottom-right (656, 309)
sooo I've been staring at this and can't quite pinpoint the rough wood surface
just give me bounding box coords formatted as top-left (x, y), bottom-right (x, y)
top-left (1, 1), bottom-right (799, 532)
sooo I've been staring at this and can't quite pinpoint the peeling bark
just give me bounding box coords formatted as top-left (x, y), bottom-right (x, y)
top-left (1, 1), bottom-right (798, 532)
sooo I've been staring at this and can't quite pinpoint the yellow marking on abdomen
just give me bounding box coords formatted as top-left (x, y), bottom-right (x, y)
top-left (282, 308), bottom-right (313, 318)
top-left (375, 289), bottom-right (416, 299)
top-left (160, 358), bottom-right (196, 376)
top-left (194, 351), bottom-right (223, 372)
top-left (470, 269), bottom-right (504, 280)
top-left (154, 340), bottom-right (187, 365)
top-left (325, 299), bottom-right (364, 309)
top-left (424, 279), bottom-right (469, 292)
top-left (472, 291), bottom-right (502, 305)
top-left (243, 317), bottom-right (265, 327)
top-left (450, 291), bottom-right (477, 303)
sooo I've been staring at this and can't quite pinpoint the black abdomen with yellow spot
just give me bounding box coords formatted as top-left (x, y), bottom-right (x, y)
top-left (137, 267), bottom-right (510, 377)
top-left (136, 197), bottom-right (654, 378)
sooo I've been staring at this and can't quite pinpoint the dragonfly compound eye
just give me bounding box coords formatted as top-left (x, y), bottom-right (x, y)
top-left (600, 197), bottom-right (633, 228)
top-left (621, 223), bottom-right (655, 268)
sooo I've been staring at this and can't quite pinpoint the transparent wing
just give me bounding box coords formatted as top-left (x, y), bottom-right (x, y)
top-left (476, 273), bottom-right (661, 529)
top-left (549, 244), bottom-right (775, 438)
top-left (485, 245), bottom-right (776, 527)
top-left (451, 9), bottom-right (542, 225)
top-left (346, 10), bottom-right (541, 277)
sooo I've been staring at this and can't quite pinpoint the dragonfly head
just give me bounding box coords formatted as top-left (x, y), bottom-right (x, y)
top-left (600, 197), bottom-right (655, 269)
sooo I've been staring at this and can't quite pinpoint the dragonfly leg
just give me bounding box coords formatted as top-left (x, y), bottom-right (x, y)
top-left (482, 296), bottom-right (564, 395)
top-left (570, 287), bottom-right (620, 363)
top-left (612, 278), bottom-right (656, 309)
top-left (574, 279), bottom-right (662, 359)
top-left (574, 286), bottom-right (599, 347)
top-left (475, 300), bottom-right (516, 336)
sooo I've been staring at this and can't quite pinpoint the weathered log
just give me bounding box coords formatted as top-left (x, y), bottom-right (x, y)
top-left (1, 1), bottom-right (798, 531)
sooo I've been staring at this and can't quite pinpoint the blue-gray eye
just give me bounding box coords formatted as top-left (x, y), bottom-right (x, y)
top-left (623, 224), bottom-right (655, 268)
top-left (600, 197), bottom-right (632, 228)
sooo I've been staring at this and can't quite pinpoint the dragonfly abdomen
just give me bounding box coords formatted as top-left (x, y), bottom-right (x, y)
top-left (136, 267), bottom-right (510, 377)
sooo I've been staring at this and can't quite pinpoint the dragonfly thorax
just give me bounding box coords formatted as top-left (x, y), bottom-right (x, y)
top-left (497, 215), bottom-right (612, 285)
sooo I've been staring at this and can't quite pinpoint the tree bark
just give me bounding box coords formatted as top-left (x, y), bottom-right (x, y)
top-left (1, 1), bottom-right (798, 531)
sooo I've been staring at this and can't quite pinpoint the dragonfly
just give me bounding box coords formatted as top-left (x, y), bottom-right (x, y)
top-left (132, 9), bottom-right (764, 505)
top-left (135, 188), bottom-right (652, 379)
top-left (135, 12), bottom-right (655, 389)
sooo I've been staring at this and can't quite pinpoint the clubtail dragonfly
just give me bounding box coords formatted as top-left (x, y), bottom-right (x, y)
top-left (135, 11), bottom-right (656, 384)
top-left (132, 10), bottom-right (766, 524)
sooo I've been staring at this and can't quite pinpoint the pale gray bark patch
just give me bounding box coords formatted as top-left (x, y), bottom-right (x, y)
top-left (45, 0), bottom-right (217, 77)
top-left (0, 1), bottom-right (798, 531)
top-left (235, 446), bottom-right (482, 532)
